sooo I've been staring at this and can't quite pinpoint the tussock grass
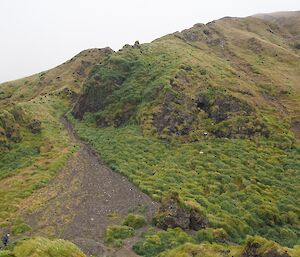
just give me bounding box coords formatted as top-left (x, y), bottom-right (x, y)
top-left (104, 225), bottom-right (134, 248)
top-left (0, 237), bottom-right (85, 257)
top-left (71, 116), bottom-right (300, 247)
top-left (0, 97), bottom-right (76, 231)
top-left (122, 214), bottom-right (147, 229)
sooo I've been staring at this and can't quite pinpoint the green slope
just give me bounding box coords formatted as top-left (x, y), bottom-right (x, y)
top-left (0, 11), bottom-right (300, 257)
top-left (71, 13), bottom-right (300, 250)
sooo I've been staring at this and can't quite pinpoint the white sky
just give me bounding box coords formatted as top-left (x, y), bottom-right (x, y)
top-left (0, 0), bottom-right (299, 83)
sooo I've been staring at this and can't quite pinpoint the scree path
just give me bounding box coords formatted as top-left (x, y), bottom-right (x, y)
top-left (24, 116), bottom-right (158, 257)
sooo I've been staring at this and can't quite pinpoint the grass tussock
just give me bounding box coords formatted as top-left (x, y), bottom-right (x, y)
top-left (122, 214), bottom-right (147, 229)
top-left (0, 237), bottom-right (85, 257)
top-left (104, 225), bottom-right (134, 248)
top-left (70, 115), bottom-right (300, 247)
top-left (0, 97), bottom-right (77, 231)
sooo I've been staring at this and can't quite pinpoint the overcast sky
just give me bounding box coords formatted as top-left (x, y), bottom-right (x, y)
top-left (0, 0), bottom-right (299, 83)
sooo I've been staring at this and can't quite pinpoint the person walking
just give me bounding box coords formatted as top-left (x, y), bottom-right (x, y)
top-left (2, 233), bottom-right (10, 247)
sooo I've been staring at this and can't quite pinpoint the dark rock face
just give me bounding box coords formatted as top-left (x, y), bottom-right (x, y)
top-left (194, 92), bottom-right (269, 138)
top-left (212, 116), bottom-right (270, 139)
top-left (196, 95), bottom-right (210, 111)
top-left (96, 104), bottom-right (135, 127)
top-left (196, 94), bottom-right (254, 123)
top-left (0, 127), bottom-right (8, 146)
top-left (241, 241), bottom-right (291, 257)
top-left (0, 110), bottom-right (22, 143)
top-left (294, 43), bottom-right (300, 49)
top-left (211, 95), bottom-right (253, 122)
top-left (72, 48), bottom-right (114, 120)
top-left (28, 119), bottom-right (42, 134)
top-left (154, 192), bottom-right (208, 230)
top-left (264, 250), bottom-right (291, 257)
top-left (153, 93), bottom-right (196, 137)
top-left (189, 209), bottom-right (208, 230)
top-left (72, 81), bottom-right (110, 120)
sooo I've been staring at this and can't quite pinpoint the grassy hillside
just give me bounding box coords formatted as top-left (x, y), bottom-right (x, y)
top-left (0, 49), bottom-right (112, 239)
top-left (0, 237), bottom-right (85, 257)
top-left (0, 11), bottom-right (299, 257)
top-left (71, 12), bottom-right (300, 251)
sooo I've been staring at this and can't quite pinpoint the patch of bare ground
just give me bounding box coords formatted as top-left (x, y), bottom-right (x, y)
top-left (23, 117), bottom-right (158, 256)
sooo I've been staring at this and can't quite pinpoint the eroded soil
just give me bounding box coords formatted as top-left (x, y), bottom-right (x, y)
top-left (23, 117), bottom-right (158, 256)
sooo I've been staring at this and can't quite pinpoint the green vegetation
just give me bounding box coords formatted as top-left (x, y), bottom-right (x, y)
top-left (133, 228), bottom-right (193, 257)
top-left (122, 214), bottom-right (147, 229)
top-left (11, 219), bottom-right (31, 235)
top-left (0, 237), bottom-right (85, 257)
top-left (104, 225), bottom-right (134, 248)
top-left (157, 243), bottom-right (239, 257)
top-left (71, 116), bottom-right (300, 247)
top-left (1, 11), bottom-right (300, 257)
top-left (0, 97), bottom-right (77, 230)
top-left (133, 229), bottom-right (300, 257)
top-left (69, 15), bottom-right (300, 252)
top-left (195, 228), bottom-right (228, 244)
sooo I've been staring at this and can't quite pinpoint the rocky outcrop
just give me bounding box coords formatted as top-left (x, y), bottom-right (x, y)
top-left (0, 110), bottom-right (22, 144)
top-left (72, 48), bottom-right (114, 120)
top-left (28, 119), bottom-right (42, 134)
top-left (241, 238), bottom-right (291, 257)
top-left (195, 92), bottom-right (270, 138)
top-left (153, 91), bottom-right (197, 137)
top-left (154, 192), bottom-right (208, 230)
top-left (196, 93), bottom-right (254, 123)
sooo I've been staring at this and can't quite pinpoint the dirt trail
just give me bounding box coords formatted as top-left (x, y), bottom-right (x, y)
top-left (24, 116), bottom-right (158, 256)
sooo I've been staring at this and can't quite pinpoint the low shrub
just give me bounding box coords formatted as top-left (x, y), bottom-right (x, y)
top-left (0, 251), bottom-right (15, 257)
top-left (195, 228), bottom-right (228, 243)
top-left (12, 237), bottom-right (85, 257)
top-left (133, 228), bottom-right (193, 257)
top-left (104, 225), bottom-right (134, 248)
top-left (11, 219), bottom-right (31, 235)
top-left (122, 214), bottom-right (147, 229)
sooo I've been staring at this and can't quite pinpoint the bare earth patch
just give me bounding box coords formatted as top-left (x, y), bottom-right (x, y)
top-left (23, 117), bottom-right (158, 256)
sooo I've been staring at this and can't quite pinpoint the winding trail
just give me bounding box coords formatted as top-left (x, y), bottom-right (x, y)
top-left (24, 116), bottom-right (158, 256)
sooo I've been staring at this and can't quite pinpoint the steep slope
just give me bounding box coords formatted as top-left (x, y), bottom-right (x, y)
top-left (23, 116), bottom-right (157, 256)
top-left (254, 11), bottom-right (300, 45)
top-left (0, 48), bottom-right (113, 248)
top-left (74, 16), bottom-right (300, 141)
top-left (71, 12), bottom-right (300, 251)
top-left (0, 46), bottom-right (158, 257)
top-left (0, 11), bottom-right (299, 257)
top-left (0, 48), bottom-right (113, 107)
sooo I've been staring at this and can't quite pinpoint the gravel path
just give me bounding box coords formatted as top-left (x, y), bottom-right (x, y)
top-left (25, 116), bottom-right (158, 256)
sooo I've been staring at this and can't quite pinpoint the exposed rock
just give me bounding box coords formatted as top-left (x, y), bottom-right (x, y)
top-left (0, 110), bottom-right (22, 143)
top-left (209, 95), bottom-right (254, 123)
top-left (241, 239), bottom-right (291, 257)
top-left (96, 104), bottom-right (135, 127)
top-left (196, 95), bottom-right (210, 111)
top-left (114, 107), bottom-right (135, 127)
top-left (154, 192), bottom-right (208, 230)
top-left (196, 93), bottom-right (254, 123)
top-left (212, 116), bottom-right (270, 139)
top-left (153, 93), bottom-right (195, 137)
top-left (248, 37), bottom-right (264, 54)
top-left (194, 92), bottom-right (269, 138)
top-left (28, 119), bottom-right (42, 134)
top-left (0, 127), bottom-right (8, 146)
top-left (190, 209), bottom-right (208, 230)
top-left (134, 41), bottom-right (140, 47)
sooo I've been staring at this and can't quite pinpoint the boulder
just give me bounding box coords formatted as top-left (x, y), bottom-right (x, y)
top-left (241, 238), bottom-right (291, 257)
top-left (28, 119), bottom-right (42, 134)
top-left (154, 192), bottom-right (208, 230)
